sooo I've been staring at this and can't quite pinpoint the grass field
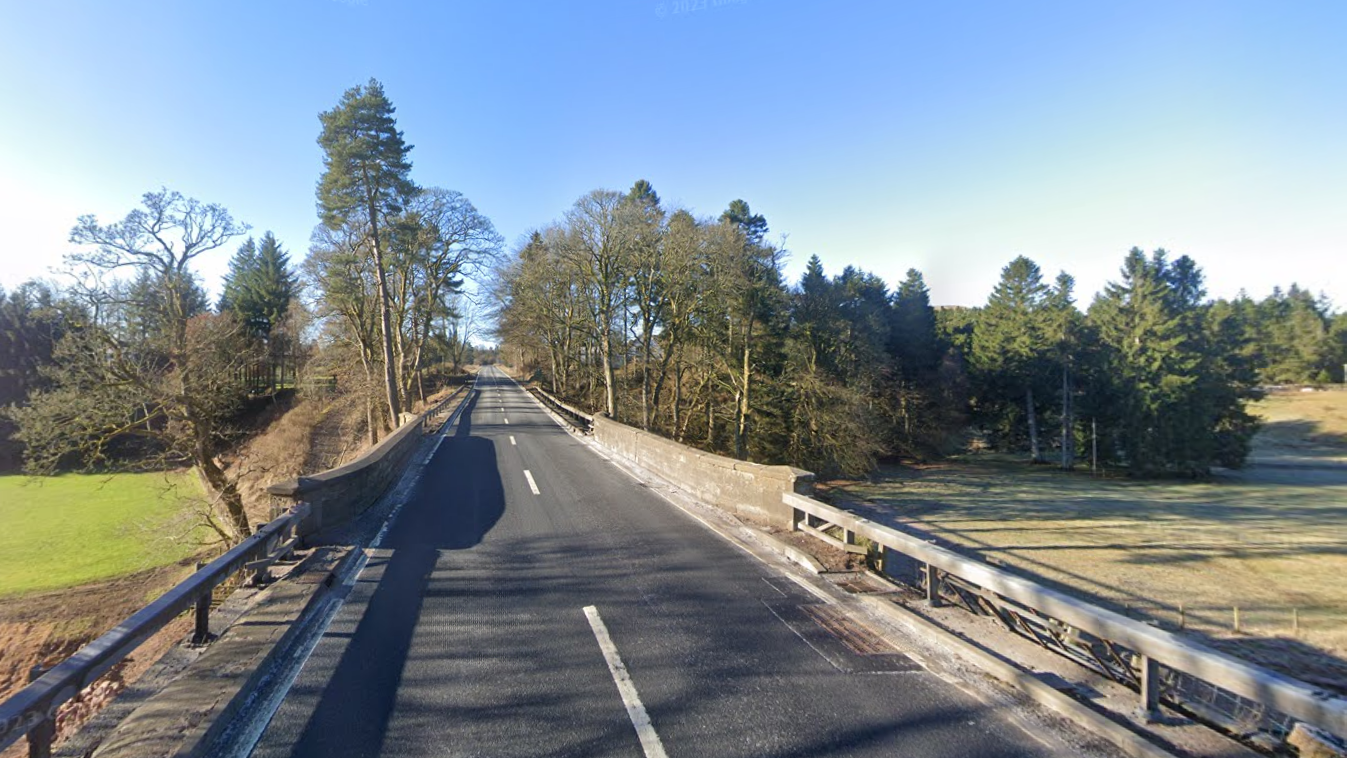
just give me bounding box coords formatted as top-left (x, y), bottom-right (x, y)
top-left (836, 394), bottom-right (1347, 685)
top-left (1249, 387), bottom-right (1347, 461)
top-left (0, 471), bottom-right (205, 598)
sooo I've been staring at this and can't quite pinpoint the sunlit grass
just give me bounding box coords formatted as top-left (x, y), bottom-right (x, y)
top-left (0, 471), bottom-right (206, 597)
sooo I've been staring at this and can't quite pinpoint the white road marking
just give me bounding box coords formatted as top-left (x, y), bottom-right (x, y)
top-left (509, 435), bottom-right (517, 446)
top-left (504, 418), bottom-right (510, 424)
top-left (524, 469), bottom-right (541, 495)
top-left (500, 407), bottom-right (504, 412)
top-left (583, 606), bottom-right (668, 758)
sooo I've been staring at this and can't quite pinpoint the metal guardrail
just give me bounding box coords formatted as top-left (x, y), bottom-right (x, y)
top-left (783, 491), bottom-right (1347, 747)
top-left (0, 503), bottom-right (310, 756)
top-left (421, 385), bottom-right (469, 432)
top-left (528, 386), bottom-right (593, 432)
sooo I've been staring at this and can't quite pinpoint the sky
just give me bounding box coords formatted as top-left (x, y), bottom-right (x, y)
top-left (1, 0), bottom-right (1344, 311)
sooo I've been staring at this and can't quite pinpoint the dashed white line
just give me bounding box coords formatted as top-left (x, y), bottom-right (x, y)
top-left (583, 606), bottom-right (668, 758)
top-left (504, 418), bottom-right (510, 424)
top-left (509, 436), bottom-right (517, 446)
top-left (524, 469), bottom-right (540, 495)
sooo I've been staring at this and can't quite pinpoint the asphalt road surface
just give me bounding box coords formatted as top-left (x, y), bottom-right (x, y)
top-left (249, 366), bottom-right (1063, 757)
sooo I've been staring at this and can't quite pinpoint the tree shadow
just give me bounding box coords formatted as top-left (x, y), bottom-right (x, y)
top-left (282, 428), bottom-right (505, 756)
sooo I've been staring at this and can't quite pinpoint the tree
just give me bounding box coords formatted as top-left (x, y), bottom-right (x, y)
top-left (317, 78), bottom-right (417, 429)
top-left (387, 188), bottom-right (502, 404)
top-left (622, 180), bottom-right (666, 430)
top-left (1088, 248), bottom-right (1256, 474)
top-left (0, 282), bottom-right (69, 471)
top-left (222, 232), bottom-right (296, 337)
top-left (563, 189), bottom-right (629, 419)
top-left (12, 191), bottom-right (255, 542)
top-left (971, 256), bottom-right (1053, 461)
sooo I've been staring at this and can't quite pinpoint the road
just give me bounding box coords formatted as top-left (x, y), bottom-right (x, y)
top-left (248, 366), bottom-right (1063, 757)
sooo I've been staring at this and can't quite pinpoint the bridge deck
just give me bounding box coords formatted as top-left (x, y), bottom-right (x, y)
top-left (250, 366), bottom-right (1061, 758)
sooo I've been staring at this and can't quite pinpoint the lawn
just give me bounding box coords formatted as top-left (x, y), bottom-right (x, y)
top-left (0, 471), bottom-right (206, 598)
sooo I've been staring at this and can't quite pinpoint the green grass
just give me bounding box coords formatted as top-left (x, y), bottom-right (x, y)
top-left (0, 471), bottom-right (206, 598)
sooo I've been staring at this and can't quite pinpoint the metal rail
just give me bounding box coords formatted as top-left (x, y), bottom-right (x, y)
top-left (529, 386), bottom-right (593, 432)
top-left (0, 502), bottom-right (310, 755)
top-left (783, 491), bottom-right (1347, 746)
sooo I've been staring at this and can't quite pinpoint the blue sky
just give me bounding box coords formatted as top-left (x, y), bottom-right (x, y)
top-left (1, 0), bottom-right (1344, 309)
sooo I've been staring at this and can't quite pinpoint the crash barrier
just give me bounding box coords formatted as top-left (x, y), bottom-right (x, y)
top-left (0, 504), bottom-right (311, 757)
top-left (528, 386), bottom-right (593, 432)
top-left (268, 385), bottom-right (470, 535)
top-left (783, 491), bottom-right (1347, 750)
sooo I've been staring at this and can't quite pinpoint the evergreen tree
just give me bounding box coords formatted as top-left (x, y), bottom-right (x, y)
top-left (1088, 248), bottom-right (1255, 474)
top-left (971, 256), bottom-right (1053, 461)
top-left (218, 237), bottom-right (257, 316)
top-left (889, 268), bottom-right (939, 382)
top-left (317, 78), bottom-right (417, 428)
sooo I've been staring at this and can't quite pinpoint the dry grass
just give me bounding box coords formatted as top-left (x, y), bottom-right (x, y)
top-left (1249, 387), bottom-right (1347, 462)
top-left (835, 394), bottom-right (1347, 690)
top-left (837, 457), bottom-right (1347, 688)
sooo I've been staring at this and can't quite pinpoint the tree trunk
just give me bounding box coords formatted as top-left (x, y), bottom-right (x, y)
top-left (1026, 385), bottom-right (1043, 463)
top-left (734, 339), bottom-right (751, 460)
top-left (195, 438), bottom-right (250, 542)
top-left (671, 361), bottom-right (684, 441)
top-left (1061, 363), bottom-right (1075, 470)
top-left (367, 202), bottom-right (402, 428)
top-left (600, 330), bottom-right (617, 419)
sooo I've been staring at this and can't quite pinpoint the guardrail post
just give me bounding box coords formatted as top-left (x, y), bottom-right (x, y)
top-left (26, 665), bottom-right (52, 758)
top-left (193, 564), bottom-right (211, 644)
top-left (925, 563), bottom-right (943, 608)
top-left (790, 505), bottom-right (802, 532)
top-left (1139, 654), bottom-right (1161, 722)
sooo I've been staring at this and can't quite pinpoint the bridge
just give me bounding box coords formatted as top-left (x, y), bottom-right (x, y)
top-left (5, 367), bottom-right (1347, 758)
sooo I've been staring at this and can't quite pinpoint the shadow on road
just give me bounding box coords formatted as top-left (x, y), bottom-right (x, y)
top-left (283, 392), bottom-right (506, 757)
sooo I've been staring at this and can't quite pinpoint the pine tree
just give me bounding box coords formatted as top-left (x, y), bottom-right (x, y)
top-left (971, 256), bottom-right (1052, 461)
top-left (317, 78), bottom-right (417, 428)
top-left (889, 268), bottom-right (938, 382)
top-left (1088, 249), bottom-right (1254, 474)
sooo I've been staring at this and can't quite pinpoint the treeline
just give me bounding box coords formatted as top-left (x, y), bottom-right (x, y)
top-left (495, 180), bottom-right (1346, 479)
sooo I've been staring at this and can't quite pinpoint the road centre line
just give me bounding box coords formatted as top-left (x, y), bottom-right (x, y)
top-left (583, 606), bottom-right (669, 758)
top-left (509, 435), bottom-right (516, 445)
top-left (524, 469), bottom-right (541, 495)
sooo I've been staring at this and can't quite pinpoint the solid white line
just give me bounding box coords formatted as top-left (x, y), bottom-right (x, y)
top-left (583, 606), bottom-right (668, 758)
top-left (509, 435), bottom-right (517, 446)
top-left (524, 469), bottom-right (541, 495)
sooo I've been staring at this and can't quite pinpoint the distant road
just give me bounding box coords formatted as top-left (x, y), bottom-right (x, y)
top-left (249, 366), bottom-right (1061, 757)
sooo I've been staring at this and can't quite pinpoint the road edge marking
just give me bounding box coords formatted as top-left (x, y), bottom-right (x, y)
top-left (583, 606), bottom-right (669, 758)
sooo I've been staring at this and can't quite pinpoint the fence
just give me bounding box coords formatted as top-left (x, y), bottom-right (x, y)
top-left (0, 504), bottom-right (310, 757)
top-left (783, 491), bottom-right (1347, 749)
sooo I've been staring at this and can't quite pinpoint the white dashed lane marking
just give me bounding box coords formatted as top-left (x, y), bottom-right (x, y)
top-left (584, 606), bottom-right (668, 758)
top-left (524, 469), bottom-right (541, 495)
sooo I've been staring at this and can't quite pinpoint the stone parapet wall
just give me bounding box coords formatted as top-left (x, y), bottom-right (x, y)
top-left (591, 413), bottom-right (814, 525)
